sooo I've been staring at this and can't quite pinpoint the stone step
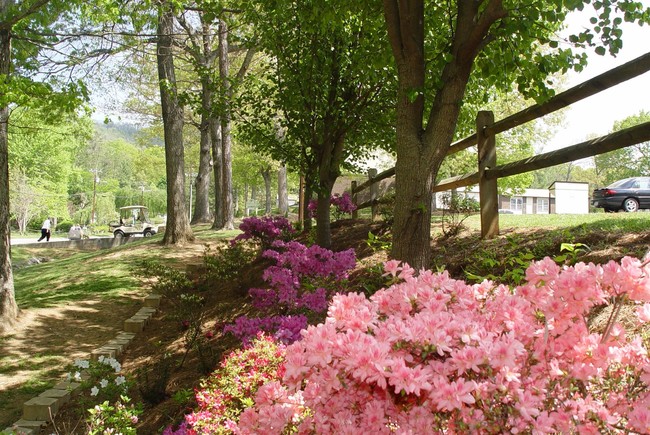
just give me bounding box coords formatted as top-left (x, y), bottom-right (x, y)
top-left (22, 396), bottom-right (59, 421)
top-left (143, 293), bottom-right (161, 308)
top-left (123, 317), bottom-right (145, 333)
top-left (2, 424), bottom-right (41, 434)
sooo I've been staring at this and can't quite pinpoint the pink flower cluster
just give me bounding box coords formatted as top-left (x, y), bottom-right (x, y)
top-left (225, 241), bottom-right (356, 344)
top-left (167, 334), bottom-right (286, 435)
top-left (308, 192), bottom-right (357, 218)
top-left (232, 216), bottom-right (295, 248)
top-left (236, 257), bottom-right (650, 433)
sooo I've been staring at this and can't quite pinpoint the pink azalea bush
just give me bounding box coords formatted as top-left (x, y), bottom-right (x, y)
top-left (224, 241), bottom-right (356, 345)
top-left (182, 334), bottom-right (286, 434)
top-left (236, 257), bottom-right (650, 433)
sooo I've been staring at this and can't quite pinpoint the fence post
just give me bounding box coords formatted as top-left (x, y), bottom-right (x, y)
top-left (351, 180), bottom-right (358, 219)
top-left (369, 168), bottom-right (378, 221)
top-left (477, 111), bottom-right (499, 238)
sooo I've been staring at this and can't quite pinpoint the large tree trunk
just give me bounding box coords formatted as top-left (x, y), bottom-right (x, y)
top-left (219, 20), bottom-right (234, 230)
top-left (278, 164), bottom-right (288, 216)
top-left (0, 22), bottom-right (18, 331)
top-left (383, 0), bottom-right (502, 270)
top-left (157, 1), bottom-right (193, 244)
top-left (192, 76), bottom-right (214, 224)
top-left (210, 116), bottom-right (223, 229)
top-left (261, 166), bottom-right (272, 214)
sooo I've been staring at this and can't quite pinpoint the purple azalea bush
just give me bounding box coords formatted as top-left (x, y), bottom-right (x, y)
top-left (232, 216), bottom-right (295, 248)
top-left (308, 192), bottom-right (357, 219)
top-left (224, 240), bottom-right (356, 345)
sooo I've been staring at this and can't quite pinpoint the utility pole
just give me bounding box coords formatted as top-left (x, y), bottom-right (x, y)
top-left (90, 169), bottom-right (100, 224)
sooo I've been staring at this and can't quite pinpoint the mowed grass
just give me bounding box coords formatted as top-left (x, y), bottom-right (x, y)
top-left (434, 210), bottom-right (650, 233)
top-left (11, 225), bottom-right (240, 309)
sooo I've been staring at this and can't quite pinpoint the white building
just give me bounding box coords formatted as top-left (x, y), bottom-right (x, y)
top-left (436, 181), bottom-right (590, 214)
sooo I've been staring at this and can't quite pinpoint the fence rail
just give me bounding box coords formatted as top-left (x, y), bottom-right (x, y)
top-left (351, 52), bottom-right (650, 235)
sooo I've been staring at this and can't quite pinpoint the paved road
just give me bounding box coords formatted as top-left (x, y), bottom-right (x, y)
top-left (10, 237), bottom-right (71, 246)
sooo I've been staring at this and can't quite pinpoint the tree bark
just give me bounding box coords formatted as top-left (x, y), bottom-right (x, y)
top-left (192, 75), bottom-right (214, 224)
top-left (278, 164), bottom-right (288, 216)
top-left (219, 19), bottom-right (234, 230)
top-left (0, 20), bottom-right (18, 331)
top-left (157, 0), bottom-right (193, 244)
top-left (210, 116), bottom-right (223, 229)
top-left (315, 178), bottom-right (335, 248)
top-left (383, 0), bottom-right (504, 270)
top-left (261, 166), bottom-right (272, 214)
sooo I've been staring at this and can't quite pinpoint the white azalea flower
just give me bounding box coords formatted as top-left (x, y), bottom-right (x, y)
top-left (74, 359), bottom-right (89, 369)
top-left (100, 379), bottom-right (108, 388)
top-left (90, 386), bottom-right (99, 396)
top-left (115, 376), bottom-right (126, 386)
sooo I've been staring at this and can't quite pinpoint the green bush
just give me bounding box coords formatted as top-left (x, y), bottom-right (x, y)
top-left (57, 220), bottom-right (74, 232)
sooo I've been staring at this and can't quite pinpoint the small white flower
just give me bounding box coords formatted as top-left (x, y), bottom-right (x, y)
top-left (74, 372), bottom-right (82, 381)
top-left (115, 375), bottom-right (126, 386)
top-left (98, 356), bottom-right (105, 363)
top-left (100, 379), bottom-right (108, 388)
top-left (74, 359), bottom-right (89, 369)
top-left (90, 386), bottom-right (99, 396)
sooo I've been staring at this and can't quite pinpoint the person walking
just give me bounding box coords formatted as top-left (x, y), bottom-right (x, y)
top-left (37, 217), bottom-right (51, 242)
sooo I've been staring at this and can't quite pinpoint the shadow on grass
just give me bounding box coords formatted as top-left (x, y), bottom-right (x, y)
top-left (16, 276), bottom-right (137, 308)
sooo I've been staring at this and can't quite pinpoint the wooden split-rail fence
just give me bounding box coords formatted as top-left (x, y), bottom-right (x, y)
top-left (350, 52), bottom-right (650, 238)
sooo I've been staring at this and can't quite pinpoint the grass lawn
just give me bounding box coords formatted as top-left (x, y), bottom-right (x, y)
top-left (432, 210), bottom-right (650, 232)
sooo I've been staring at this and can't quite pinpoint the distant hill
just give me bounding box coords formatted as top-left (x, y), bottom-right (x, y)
top-left (94, 121), bottom-right (141, 144)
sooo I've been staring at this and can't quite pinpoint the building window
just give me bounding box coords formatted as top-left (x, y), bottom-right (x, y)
top-left (510, 197), bottom-right (523, 211)
top-left (537, 198), bottom-right (549, 213)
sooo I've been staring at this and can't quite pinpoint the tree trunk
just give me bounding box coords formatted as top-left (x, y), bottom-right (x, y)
top-left (315, 180), bottom-right (335, 249)
top-left (219, 20), bottom-right (234, 230)
top-left (192, 77), bottom-right (214, 224)
top-left (383, 0), bottom-right (498, 270)
top-left (261, 167), bottom-right (272, 214)
top-left (0, 22), bottom-right (18, 331)
top-left (278, 164), bottom-right (288, 216)
top-left (157, 1), bottom-right (193, 244)
top-left (210, 116), bottom-right (224, 229)
top-left (302, 174), bottom-right (313, 230)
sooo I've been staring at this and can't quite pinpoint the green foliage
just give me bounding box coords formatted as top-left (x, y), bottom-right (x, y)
top-left (135, 354), bottom-right (173, 406)
top-left (86, 395), bottom-right (141, 435)
top-left (203, 241), bottom-right (257, 281)
top-left (171, 388), bottom-right (194, 406)
top-left (594, 111), bottom-right (650, 186)
top-left (440, 193), bottom-right (480, 238)
top-left (366, 231), bottom-right (392, 253)
top-left (554, 242), bottom-right (591, 265)
top-left (56, 220), bottom-right (75, 232)
top-left (235, 0), bottom-right (396, 208)
top-left (464, 236), bottom-right (535, 285)
top-left (134, 259), bottom-right (193, 299)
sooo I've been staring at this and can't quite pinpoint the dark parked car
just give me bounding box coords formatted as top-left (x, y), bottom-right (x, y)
top-left (591, 177), bottom-right (650, 212)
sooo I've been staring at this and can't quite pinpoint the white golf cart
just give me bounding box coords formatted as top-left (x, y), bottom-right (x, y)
top-left (109, 206), bottom-right (159, 238)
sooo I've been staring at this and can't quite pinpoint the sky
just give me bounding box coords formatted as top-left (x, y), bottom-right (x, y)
top-left (545, 11), bottom-right (650, 152)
